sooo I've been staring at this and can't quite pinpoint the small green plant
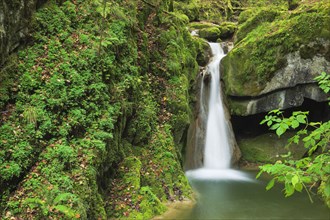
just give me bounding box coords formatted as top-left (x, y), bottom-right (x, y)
top-left (22, 105), bottom-right (38, 125)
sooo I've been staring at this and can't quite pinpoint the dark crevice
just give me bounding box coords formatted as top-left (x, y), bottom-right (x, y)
top-left (232, 98), bottom-right (330, 139)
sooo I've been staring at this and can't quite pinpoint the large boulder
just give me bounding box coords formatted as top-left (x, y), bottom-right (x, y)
top-left (189, 21), bottom-right (237, 42)
top-left (221, 2), bottom-right (330, 115)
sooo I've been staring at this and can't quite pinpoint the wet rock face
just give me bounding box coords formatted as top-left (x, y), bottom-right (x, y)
top-left (185, 71), bottom-right (208, 170)
top-left (0, 0), bottom-right (44, 66)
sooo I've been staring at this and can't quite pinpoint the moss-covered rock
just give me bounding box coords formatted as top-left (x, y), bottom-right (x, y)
top-left (174, 0), bottom-right (200, 21)
top-left (239, 132), bottom-right (305, 165)
top-left (198, 26), bottom-right (221, 42)
top-left (222, 1), bottom-right (330, 97)
top-left (130, 187), bottom-right (167, 219)
top-left (219, 21), bottom-right (237, 39)
top-left (107, 126), bottom-right (192, 219)
top-left (235, 7), bottom-right (283, 43)
top-left (189, 21), bottom-right (237, 40)
top-left (189, 21), bottom-right (216, 30)
top-left (193, 37), bottom-right (211, 66)
top-left (1, 0), bottom-right (196, 219)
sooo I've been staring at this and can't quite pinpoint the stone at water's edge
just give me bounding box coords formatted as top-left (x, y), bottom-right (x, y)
top-left (0, 0), bottom-right (44, 66)
top-left (238, 132), bottom-right (306, 167)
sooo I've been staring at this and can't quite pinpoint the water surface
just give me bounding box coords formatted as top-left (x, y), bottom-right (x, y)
top-left (173, 171), bottom-right (329, 219)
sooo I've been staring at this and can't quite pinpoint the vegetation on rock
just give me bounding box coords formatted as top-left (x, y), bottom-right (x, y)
top-left (0, 0), bottom-right (197, 218)
top-left (222, 0), bottom-right (330, 96)
top-left (1, 0), bottom-right (329, 218)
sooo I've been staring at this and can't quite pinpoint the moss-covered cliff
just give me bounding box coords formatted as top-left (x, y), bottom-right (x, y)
top-left (0, 0), bottom-right (198, 219)
top-left (1, 0), bottom-right (329, 218)
top-left (219, 0), bottom-right (330, 116)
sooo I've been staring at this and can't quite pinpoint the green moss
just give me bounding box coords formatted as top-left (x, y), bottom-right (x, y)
top-left (223, 2), bottom-right (330, 96)
top-left (199, 26), bottom-right (221, 41)
top-left (174, 0), bottom-right (200, 21)
top-left (236, 7), bottom-right (283, 43)
top-left (107, 126), bottom-right (192, 219)
top-left (239, 132), bottom-right (305, 164)
top-left (193, 37), bottom-right (211, 66)
top-left (129, 187), bottom-right (167, 219)
top-left (189, 21), bottom-right (236, 41)
top-left (219, 21), bottom-right (237, 39)
top-left (122, 157), bottom-right (142, 189)
top-left (1, 0), bottom-right (197, 219)
top-left (227, 99), bottom-right (249, 116)
top-left (189, 21), bottom-right (217, 30)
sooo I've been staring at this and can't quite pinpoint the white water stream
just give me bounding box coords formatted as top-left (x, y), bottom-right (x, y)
top-left (186, 43), bottom-right (251, 181)
top-left (204, 43), bottom-right (231, 169)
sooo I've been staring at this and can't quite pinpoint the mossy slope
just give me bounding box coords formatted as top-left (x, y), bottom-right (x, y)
top-left (0, 0), bottom-right (197, 219)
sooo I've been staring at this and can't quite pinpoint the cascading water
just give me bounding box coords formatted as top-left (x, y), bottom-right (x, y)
top-left (186, 43), bottom-right (251, 181)
top-left (204, 43), bottom-right (231, 169)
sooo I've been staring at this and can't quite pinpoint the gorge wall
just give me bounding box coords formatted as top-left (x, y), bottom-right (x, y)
top-left (0, 0), bottom-right (198, 219)
top-left (1, 0), bottom-right (329, 219)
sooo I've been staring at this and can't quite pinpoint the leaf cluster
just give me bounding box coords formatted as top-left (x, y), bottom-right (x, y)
top-left (258, 73), bottom-right (330, 207)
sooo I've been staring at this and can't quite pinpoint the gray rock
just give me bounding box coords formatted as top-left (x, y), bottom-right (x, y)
top-left (260, 45), bottom-right (330, 95)
top-left (230, 84), bottom-right (329, 116)
top-left (227, 41), bottom-right (330, 116)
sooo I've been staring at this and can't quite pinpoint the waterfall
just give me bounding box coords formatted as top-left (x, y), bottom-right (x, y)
top-left (204, 43), bottom-right (231, 169)
top-left (186, 43), bottom-right (251, 181)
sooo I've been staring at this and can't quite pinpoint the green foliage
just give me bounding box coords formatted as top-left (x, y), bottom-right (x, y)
top-left (261, 110), bottom-right (308, 137)
top-left (1, 0), bottom-right (197, 219)
top-left (0, 0), bottom-right (133, 218)
top-left (198, 27), bottom-right (221, 42)
top-left (315, 72), bottom-right (330, 95)
top-left (0, 55), bottom-right (19, 110)
top-left (258, 73), bottom-right (330, 207)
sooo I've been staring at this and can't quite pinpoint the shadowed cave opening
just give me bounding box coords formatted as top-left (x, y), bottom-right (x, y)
top-left (231, 98), bottom-right (330, 139)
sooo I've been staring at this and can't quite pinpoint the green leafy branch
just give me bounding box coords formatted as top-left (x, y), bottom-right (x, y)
top-left (315, 72), bottom-right (330, 94)
top-left (258, 73), bottom-right (330, 207)
top-left (260, 109), bottom-right (309, 137)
